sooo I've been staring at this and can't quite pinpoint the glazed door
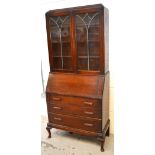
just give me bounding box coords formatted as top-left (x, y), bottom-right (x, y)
top-left (47, 14), bottom-right (72, 71)
top-left (75, 11), bottom-right (101, 72)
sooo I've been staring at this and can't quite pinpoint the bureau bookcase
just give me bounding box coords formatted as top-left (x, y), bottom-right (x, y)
top-left (45, 4), bottom-right (109, 152)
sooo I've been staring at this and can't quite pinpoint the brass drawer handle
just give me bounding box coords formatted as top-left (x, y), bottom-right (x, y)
top-left (52, 97), bottom-right (61, 101)
top-left (53, 117), bottom-right (62, 121)
top-left (84, 123), bottom-right (94, 127)
top-left (84, 111), bottom-right (94, 115)
top-left (83, 101), bottom-right (93, 106)
top-left (53, 106), bottom-right (62, 110)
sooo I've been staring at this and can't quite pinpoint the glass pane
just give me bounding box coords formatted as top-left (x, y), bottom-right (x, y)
top-left (76, 12), bottom-right (100, 71)
top-left (62, 43), bottom-right (70, 56)
top-left (88, 13), bottom-right (100, 57)
top-left (76, 15), bottom-right (88, 70)
top-left (89, 42), bottom-right (100, 56)
top-left (51, 27), bottom-right (60, 41)
top-left (63, 57), bottom-right (72, 70)
top-left (52, 43), bottom-right (61, 56)
top-left (89, 58), bottom-right (100, 70)
top-left (78, 58), bottom-right (88, 70)
top-left (76, 21), bottom-right (87, 57)
top-left (61, 17), bottom-right (71, 58)
top-left (77, 42), bottom-right (87, 56)
top-left (53, 57), bottom-right (62, 69)
top-left (88, 26), bottom-right (100, 41)
top-left (49, 16), bottom-right (72, 70)
top-left (61, 26), bottom-right (70, 42)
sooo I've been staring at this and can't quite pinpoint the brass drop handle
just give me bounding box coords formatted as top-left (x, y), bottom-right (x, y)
top-left (84, 111), bottom-right (94, 115)
top-left (84, 101), bottom-right (93, 106)
top-left (84, 123), bottom-right (94, 127)
top-left (53, 106), bottom-right (62, 110)
top-left (52, 97), bottom-right (61, 101)
top-left (54, 117), bottom-right (62, 121)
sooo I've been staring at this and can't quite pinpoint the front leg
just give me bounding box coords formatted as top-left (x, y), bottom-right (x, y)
top-left (46, 123), bottom-right (52, 138)
top-left (98, 135), bottom-right (106, 152)
top-left (98, 120), bottom-right (110, 151)
top-left (101, 139), bottom-right (105, 152)
top-left (106, 126), bottom-right (110, 136)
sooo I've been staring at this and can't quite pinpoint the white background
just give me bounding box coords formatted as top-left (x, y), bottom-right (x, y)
top-left (0, 0), bottom-right (155, 155)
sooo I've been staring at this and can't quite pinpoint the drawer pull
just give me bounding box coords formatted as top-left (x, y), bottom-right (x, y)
top-left (84, 101), bottom-right (93, 106)
top-left (53, 106), bottom-right (62, 110)
top-left (52, 97), bottom-right (61, 101)
top-left (53, 117), bottom-right (62, 121)
top-left (84, 111), bottom-right (94, 115)
top-left (84, 123), bottom-right (94, 127)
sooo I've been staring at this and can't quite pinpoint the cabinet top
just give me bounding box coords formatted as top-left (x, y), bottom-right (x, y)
top-left (45, 3), bottom-right (109, 75)
top-left (46, 4), bottom-right (105, 16)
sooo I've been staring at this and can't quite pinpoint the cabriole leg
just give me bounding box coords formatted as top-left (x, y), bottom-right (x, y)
top-left (97, 134), bottom-right (106, 152)
top-left (46, 124), bottom-right (52, 138)
top-left (106, 126), bottom-right (110, 136)
top-left (100, 138), bottom-right (105, 152)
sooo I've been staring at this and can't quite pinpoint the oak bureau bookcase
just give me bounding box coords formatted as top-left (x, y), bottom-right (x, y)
top-left (45, 4), bottom-right (109, 152)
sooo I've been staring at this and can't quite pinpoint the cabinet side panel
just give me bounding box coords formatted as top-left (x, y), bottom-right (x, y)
top-left (102, 72), bottom-right (109, 129)
top-left (104, 7), bottom-right (109, 73)
top-left (45, 13), bottom-right (54, 71)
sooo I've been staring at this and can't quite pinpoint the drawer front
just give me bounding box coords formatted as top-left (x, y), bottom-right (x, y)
top-left (47, 103), bottom-right (101, 119)
top-left (47, 94), bottom-right (101, 109)
top-left (49, 113), bottom-right (102, 132)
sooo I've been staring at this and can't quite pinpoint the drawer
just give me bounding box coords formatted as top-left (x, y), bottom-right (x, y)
top-left (48, 113), bottom-right (102, 132)
top-left (47, 94), bottom-right (101, 109)
top-left (47, 103), bottom-right (101, 119)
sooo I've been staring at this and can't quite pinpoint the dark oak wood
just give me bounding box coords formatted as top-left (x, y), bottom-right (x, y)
top-left (45, 4), bottom-right (109, 152)
top-left (46, 73), bottom-right (104, 99)
top-left (106, 126), bottom-right (110, 136)
top-left (48, 113), bottom-right (102, 132)
top-left (46, 4), bottom-right (109, 74)
top-left (97, 119), bottom-right (110, 152)
top-left (46, 123), bottom-right (52, 138)
top-left (47, 103), bottom-right (102, 119)
top-left (48, 94), bottom-right (101, 108)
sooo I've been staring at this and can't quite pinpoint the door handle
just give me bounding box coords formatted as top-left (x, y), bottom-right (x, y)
top-left (84, 101), bottom-right (93, 106)
top-left (53, 117), bottom-right (62, 121)
top-left (53, 106), bottom-right (62, 110)
top-left (84, 111), bottom-right (94, 115)
top-left (83, 123), bottom-right (94, 127)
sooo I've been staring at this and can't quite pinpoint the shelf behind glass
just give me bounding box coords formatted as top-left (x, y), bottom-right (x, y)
top-left (53, 56), bottom-right (71, 58)
top-left (78, 56), bottom-right (99, 58)
top-left (52, 41), bottom-right (70, 43)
